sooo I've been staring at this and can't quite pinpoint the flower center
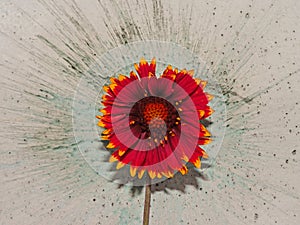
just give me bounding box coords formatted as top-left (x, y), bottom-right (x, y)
top-left (143, 103), bottom-right (168, 124)
top-left (129, 96), bottom-right (180, 141)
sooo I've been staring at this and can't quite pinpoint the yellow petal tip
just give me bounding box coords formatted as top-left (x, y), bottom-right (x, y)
top-left (118, 149), bottom-right (125, 156)
top-left (109, 155), bottom-right (118, 163)
top-left (194, 159), bottom-right (201, 168)
top-left (130, 166), bottom-right (137, 177)
top-left (138, 169), bottom-right (145, 179)
top-left (116, 162), bottom-right (125, 169)
top-left (106, 142), bottom-right (116, 148)
top-left (148, 170), bottom-right (156, 179)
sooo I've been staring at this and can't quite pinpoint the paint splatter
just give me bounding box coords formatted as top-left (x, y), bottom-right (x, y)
top-left (0, 0), bottom-right (299, 224)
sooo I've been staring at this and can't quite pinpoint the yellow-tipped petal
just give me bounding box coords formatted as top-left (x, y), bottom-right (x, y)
top-left (118, 74), bottom-right (126, 81)
top-left (103, 86), bottom-right (110, 92)
top-left (201, 138), bottom-right (212, 145)
top-left (179, 165), bottom-right (188, 175)
top-left (118, 149), bottom-right (126, 156)
top-left (207, 108), bottom-right (215, 116)
top-left (198, 110), bottom-right (205, 118)
top-left (195, 78), bottom-right (201, 85)
top-left (109, 83), bottom-right (118, 92)
top-left (140, 58), bottom-right (147, 65)
top-left (181, 69), bottom-right (187, 74)
top-left (182, 155), bottom-right (189, 162)
top-left (130, 71), bottom-right (138, 78)
top-left (202, 151), bottom-right (209, 159)
top-left (130, 166), bottom-right (137, 177)
top-left (109, 155), bottom-right (118, 163)
top-left (148, 72), bottom-right (154, 78)
top-left (134, 63), bottom-right (139, 71)
top-left (200, 80), bottom-right (207, 89)
top-left (97, 121), bottom-right (106, 127)
top-left (148, 170), bottom-right (156, 179)
top-left (101, 135), bottom-right (109, 140)
top-left (102, 95), bottom-right (109, 101)
top-left (116, 162), bottom-right (125, 169)
top-left (161, 172), bottom-right (168, 178)
top-left (138, 169), bottom-right (145, 179)
top-left (102, 129), bottom-right (111, 135)
top-left (106, 142), bottom-right (116, 148)
top-left (188, 70), bottom-right (194, 76)
top-left (168, 171), bottom-right (174, 178)
top-left (110, 77), bottom-right (117, 84)
top-left (206, 93), bottom-right (214, 101)
top-left (151, 58), bottom-right (156, 65)
top-left (169, 74), bottom-right (176, 80)
top-left (157, 173), bottom-right (162, 179)
top-left (193, 159), bottom-right (201, 168)
top-left (201, 125), bottom-right (211, 137)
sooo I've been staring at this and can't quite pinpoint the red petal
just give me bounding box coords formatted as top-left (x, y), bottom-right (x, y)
top-left (134, 58), bottom-right (156, 78)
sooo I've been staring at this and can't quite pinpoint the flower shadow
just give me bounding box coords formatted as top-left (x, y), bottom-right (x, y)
top-left (112, 162), bottom-right (211, 197)
top-left (101, 118), bottom-right (213, 197)
top-left (149, 163), bottom-right (211, 194)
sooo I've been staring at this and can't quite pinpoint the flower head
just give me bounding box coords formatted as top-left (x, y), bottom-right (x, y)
top-left (97, 58), bottom-right (213, 179)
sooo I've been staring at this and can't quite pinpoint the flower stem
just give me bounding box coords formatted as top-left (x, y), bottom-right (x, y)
top-left (143, 184), bottom-right (151, 225)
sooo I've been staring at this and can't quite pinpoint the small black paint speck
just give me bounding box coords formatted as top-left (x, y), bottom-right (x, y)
top-left (93, 198), bottom-right (96, 202)
top-left (292, 150), bottom-right (296, 155)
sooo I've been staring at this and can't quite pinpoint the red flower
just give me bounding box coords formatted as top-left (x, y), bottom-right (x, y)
top-left (97, 58), bottom-right (213, 179)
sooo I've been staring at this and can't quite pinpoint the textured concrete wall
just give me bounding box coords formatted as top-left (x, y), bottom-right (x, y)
top-left (0, 0), bottom-right (299, 224)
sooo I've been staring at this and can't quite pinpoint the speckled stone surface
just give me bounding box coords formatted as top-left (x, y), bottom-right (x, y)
top-left (0, 0), bottom-right (299, 224)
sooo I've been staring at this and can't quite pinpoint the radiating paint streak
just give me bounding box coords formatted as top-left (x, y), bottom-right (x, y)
top-left (0, 0), bottom-right (299, 224)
